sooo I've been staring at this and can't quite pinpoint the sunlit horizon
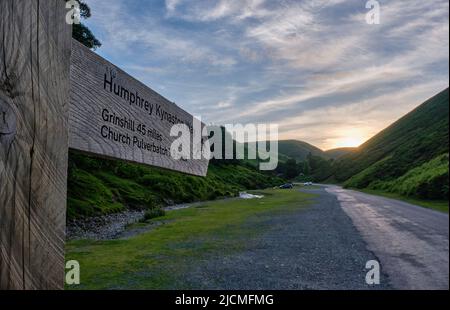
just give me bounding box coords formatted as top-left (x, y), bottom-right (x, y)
top-left (329, 137), bottom-right (365, 149)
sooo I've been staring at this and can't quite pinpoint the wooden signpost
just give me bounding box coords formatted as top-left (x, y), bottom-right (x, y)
top-left (70, 40), bottom-right (209, 176)
top-left (0, 0), bottom-right (72, 290)
top-left (1, 0), bottom-right (208, 290)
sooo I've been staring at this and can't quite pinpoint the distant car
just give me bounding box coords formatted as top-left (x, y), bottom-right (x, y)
top-left (303, 182), bottom-right (313, 186)
top-left (279, 183), bottom-right (294, 189)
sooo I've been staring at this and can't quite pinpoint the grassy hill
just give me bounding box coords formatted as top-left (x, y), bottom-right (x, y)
top-left (325, 147), bottom-right (357, 159)
top-left (277, 140), bottom-right (326, 161)
top-left (277, 142), bottom-right (355, 161)
top-left (331, 88), bottom-right (449, 201)
top-left (237, 140), bottom-right (320, 169)
top-left (242, 140), bottom-right (335, 180)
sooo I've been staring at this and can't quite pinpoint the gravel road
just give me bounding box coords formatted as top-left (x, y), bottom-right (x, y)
top-left (325, 185), bottom-right (449, 290)
top-left (183, 187), bottom-right (392, 290)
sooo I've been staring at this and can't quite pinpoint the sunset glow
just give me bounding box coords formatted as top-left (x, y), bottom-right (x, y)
top-left (335, 136), bottom-right (366, 148)
top-left (326, 129), bottom-right (370, 149)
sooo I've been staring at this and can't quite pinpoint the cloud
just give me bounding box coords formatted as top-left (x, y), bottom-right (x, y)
top-left (165, 0), bottom-right (181, 14)
top-left (210, 0), bottom-right (448, 121)
top-left (164, 0), bottom-right (270, 22)
top-left (85, 0), bottom-right (449, 149)
top-left (223, 63), bottom-right (417, 121)
top-left (86, 0), bottom-right (237, 68)
top-left (277, 80), bottom-right (448, 149)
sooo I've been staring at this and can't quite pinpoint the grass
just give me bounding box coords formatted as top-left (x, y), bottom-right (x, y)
top-left (65, 188), bottom-right (313, 289)
top-left (142, 208), bottom-right (166, 221)
top-left (67, 151), bottom-right (284, 220)
top-left (368, 154), bottom-right (449, 200)
top-left (356, 188), bottom-right (449, 213)
top-left (344, 154), bottom-right (449, 211)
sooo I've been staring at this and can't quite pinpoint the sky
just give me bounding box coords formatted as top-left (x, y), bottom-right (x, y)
top-left (82, 0), bottom-right (449, 150)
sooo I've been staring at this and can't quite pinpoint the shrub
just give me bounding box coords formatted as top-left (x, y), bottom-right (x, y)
top-left (143, 208), bottom-right (166, 221)
top-left (368, 154), bottom-right (449, 200)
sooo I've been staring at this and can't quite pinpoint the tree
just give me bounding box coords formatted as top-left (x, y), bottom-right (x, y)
top-left (307, 152), bottom-right (333, 182)
top-left (210, 126), bottom-right (240, 166)
top-left (69, 0), bottom-right (101, 49)
top-left (299, 160), bottom-right (311, 176)
top-left (284, 159), bottom-right (299, 179)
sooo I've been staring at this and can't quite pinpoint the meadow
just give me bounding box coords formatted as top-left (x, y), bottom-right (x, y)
top-left (66, 188), bottom-right (313, 289)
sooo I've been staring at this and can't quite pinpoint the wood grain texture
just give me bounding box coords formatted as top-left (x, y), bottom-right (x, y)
top-left (69, 40), bottom-right (209, 176)
top-left (0, 0), bottom-right (71, 290)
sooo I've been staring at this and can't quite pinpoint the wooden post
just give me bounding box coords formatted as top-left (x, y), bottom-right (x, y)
top-left (0, 0), bottom-right (72, 290)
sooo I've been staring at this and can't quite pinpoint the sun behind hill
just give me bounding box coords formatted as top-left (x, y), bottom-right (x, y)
top-left (330, 129), bottom-right (368, 148)
top-left (336, 136), bottom-right (365, 148)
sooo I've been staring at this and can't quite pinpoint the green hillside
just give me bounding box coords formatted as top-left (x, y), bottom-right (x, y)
top-left (242, 140), bottom-right (324, 164)
top-left (277, 140), bottom-right (326, 161)
top-left (331, 88), bottom-right (449, 201)
top-left (242, 140), bottom-right (334, 180)
top-left (67, 151), bottom-right (283, 220)
top-left (325, 147), bottom-right (357, 159)
top-left (366, 153), bottom-right (449, 199)
top-left (276, 141), bottom-right (355, 161)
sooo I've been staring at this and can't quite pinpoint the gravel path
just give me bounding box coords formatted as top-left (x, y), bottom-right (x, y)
top-left (182, 187), bottom-right (391, 289)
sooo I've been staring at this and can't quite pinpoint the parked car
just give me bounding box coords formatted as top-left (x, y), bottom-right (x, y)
top-left (279, 183), bottom-right (294, 189)
top-left (303, 182), bottom-right (313, 186)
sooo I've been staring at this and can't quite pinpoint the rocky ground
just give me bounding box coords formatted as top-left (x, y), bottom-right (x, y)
top-left (66, 210), bottom-right (145, 240)
top-left (66, 197), bottom-right (238, 240)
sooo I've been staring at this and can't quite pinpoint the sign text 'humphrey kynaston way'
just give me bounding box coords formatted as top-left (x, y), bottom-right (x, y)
top-left (69, 40), bottom-right (209, 176)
